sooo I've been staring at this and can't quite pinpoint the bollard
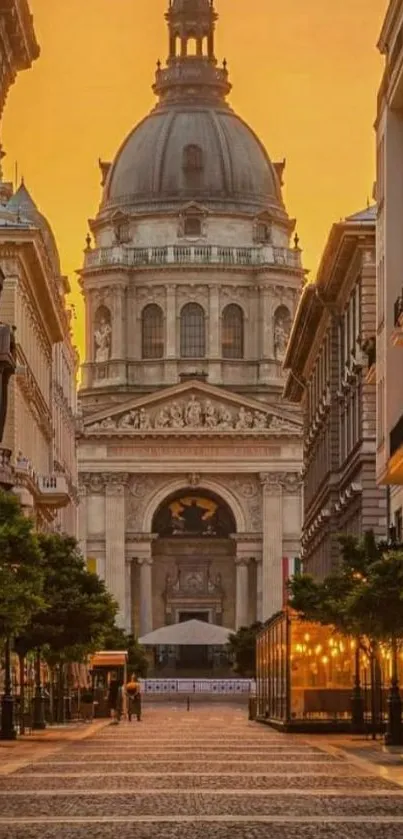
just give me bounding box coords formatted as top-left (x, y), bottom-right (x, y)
top-left (187, 696), bottom-right (190, 712)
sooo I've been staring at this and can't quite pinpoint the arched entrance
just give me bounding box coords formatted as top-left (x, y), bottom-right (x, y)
top-left (151, 489), bottom-right (237, 673)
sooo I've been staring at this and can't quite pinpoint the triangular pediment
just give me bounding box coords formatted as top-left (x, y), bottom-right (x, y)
top-left (82, 380), bottom-right (302, 438)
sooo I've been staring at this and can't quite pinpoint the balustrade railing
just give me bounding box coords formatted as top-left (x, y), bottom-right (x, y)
top-left (85, 244), bottom-right (301, 271)
top-left (140, 679), bottom-right (253, 695)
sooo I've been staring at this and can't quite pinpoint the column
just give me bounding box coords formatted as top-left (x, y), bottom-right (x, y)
top-left (260, 473), bottom-right (283, 619)
top-left (77, 481), bottom-right (87, 562)
top-left (235, 557), bottom-right (250, 629)
top-left (255, 557), bottom-right (263, 622)
top-left (166, 284), bottom-right (177, 358)
top-left (111, 283), bottom-right (125, 359)
top-left (125, 560), bottom-right (133, 634)
top-left (105, 475), bottom-right (127, 628)
top-left (138, 557), bottom-right (153, 636)
top-left (209, 285), bottom-right (220, 357)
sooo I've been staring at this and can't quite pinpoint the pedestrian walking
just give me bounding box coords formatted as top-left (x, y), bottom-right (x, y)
top-left (107, 673), bottom-right (122, 724)
top-left (126, 674), bottom-right (142, 722)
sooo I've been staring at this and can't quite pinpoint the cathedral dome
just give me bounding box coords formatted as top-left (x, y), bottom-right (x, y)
top-left (101, 0), bottom-right (286, 219)
top-left (103, 106), bottom-right (284, 217)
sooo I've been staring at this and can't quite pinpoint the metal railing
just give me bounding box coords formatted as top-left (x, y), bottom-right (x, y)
top-left (140, 678), bottom-right (253, 695)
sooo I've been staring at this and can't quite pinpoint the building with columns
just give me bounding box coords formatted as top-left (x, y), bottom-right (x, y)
top-left (78, 0), bottom-right (304, 642)
top-left (0, 0), bottom-right (39, 122)
top-left (283, 207), bottom-right (386, 579)
top-left (376, 0), bottom-right (403, 535)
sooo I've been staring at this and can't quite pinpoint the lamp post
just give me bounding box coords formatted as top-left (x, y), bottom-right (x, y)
top-left (0, 636), bottom-right (17, 740)
top-left (32, 648), bottom-right (46, 730)
top-left (351, 641), bottom-right (364, 734)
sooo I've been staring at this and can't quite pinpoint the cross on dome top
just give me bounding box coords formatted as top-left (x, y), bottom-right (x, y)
top-left (153, 0), bottom-right (231, 107)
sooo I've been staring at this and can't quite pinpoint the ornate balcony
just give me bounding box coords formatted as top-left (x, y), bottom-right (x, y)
top-left (83, 244), bottom-right (302, 272)
top-left (37, 475), bottom-right (69, 508)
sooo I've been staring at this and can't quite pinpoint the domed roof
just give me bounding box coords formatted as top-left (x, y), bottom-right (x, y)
top-left (103, 106), bottom-right (284, 217)
top-left (7, 182), bottom-right (61, 275)
top-left (101, 1), bottom-right (286, 219)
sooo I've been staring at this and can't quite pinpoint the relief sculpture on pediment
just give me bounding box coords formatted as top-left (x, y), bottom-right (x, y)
top-left (86, 395), bottom-right (302, 436)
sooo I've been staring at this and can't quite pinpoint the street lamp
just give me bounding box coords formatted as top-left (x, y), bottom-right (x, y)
top-left (0, 636), bottom-right (17, 740)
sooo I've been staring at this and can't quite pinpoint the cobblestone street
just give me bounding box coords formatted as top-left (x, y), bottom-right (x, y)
top-left (1, 706), bottom-right (403, 838)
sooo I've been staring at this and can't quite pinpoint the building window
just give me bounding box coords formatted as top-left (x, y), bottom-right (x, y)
top-left (222, 304), bottom-right (244, 359)
top-left (180, 302), bottom-right (206, 358)
top-left (256, 222), bottom-right (271, 243)
top-left (184, 216), bottom-right (202, 237)
top-left (142, 304), bottom-right (164, 359)
top-left (183, 144), bottom-right (204, 172)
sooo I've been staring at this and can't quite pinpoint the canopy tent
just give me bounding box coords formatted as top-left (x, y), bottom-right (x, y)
top-left (138, 619), bottom-right (234, 647)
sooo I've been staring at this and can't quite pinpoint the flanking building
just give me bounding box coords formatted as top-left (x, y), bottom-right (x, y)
top-left (0, 0), bottom-right (39, 121)
top-left (283, 208), bottom-right (386, 578)
top-left (376, 0), bottom-right (403, 536)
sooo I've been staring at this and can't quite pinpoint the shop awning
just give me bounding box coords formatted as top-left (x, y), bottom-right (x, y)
top-left (138, 619), bottom-right (234, 647)
top-left (90, 651), bottom-right (128, 668)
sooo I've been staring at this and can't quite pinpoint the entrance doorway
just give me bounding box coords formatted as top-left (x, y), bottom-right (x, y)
top-left (179, 611), bottom-right (209, 669)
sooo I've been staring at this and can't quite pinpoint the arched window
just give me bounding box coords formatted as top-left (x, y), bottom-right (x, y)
top-left (184, 216), bottom-right (202, 237)
top-left (222, 304), bottom-right (244, 359)
top-left (142, 304), bottom-right (164, 360)
top-left (183, 144), bottom-right (204, 172)
top-left (186, 36), bottom-right (197, 56)
top-left (180, 303), bottom-right (206, 358)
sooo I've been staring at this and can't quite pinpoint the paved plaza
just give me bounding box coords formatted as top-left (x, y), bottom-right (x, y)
top-left (1, 706), bottom-right (403, 837)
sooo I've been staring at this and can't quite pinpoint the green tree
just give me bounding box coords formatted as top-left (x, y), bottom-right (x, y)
top-left (228, 622), bottom-right (263, 678)
top-left (102, 626), bottom-right (149, 678)
top-left (15, 533), bottom-right (118, 722)
top-left (0, 491), bottom-right (44, 640)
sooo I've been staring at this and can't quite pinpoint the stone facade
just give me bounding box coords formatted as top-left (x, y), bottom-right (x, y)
top-left (376, 1), bottom-right (403, 528)
top-left (78, 0), bottom-right (304, 634)
top-left (283, 208), bottom-right (387, 578)
top-left (0, 1), bottom-right (39, 121)
top-left (0, 183), bottom-right (78, 530)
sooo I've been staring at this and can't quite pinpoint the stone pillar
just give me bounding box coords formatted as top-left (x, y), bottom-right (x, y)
top-left (166, 285), bottom-right (177, 358)
top-left (111, 283), bottom-right (126, 359)
top-left (125, 560), bottom-right (133, 634)
top-left (209, 285), bottom-right (220, 357)
top-left (138, 557), bottom-right (153, 637)
top-left (255, 557), bottom-right (263, 622)
top-left (77, 481), bottom-right (87, 562)
top-left (235, 557), bottom-right (250, 629)
top-left (260, 473), bottom-right (283, 620)
top-left (105, 474), bottom-right (127, 628)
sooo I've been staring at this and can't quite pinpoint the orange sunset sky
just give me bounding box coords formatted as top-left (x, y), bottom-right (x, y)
top-left (2, 0), bottom-right (387, 359)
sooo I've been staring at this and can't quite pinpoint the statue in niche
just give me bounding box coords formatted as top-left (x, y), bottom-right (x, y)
top-left (185, 395), bottom-right (202, 427)
top-left (204, 399), bottom-right (218, 428)
top-left (120, 410), bottom-right (138, 429)
top-left (155, 407), bottom-right (170, 429)
top-left (274, 306), bottom-right (292, 362)
top-left (94, 311), bottom-right (112, 363)
top-left (170, 402), bottom-right (184, 428)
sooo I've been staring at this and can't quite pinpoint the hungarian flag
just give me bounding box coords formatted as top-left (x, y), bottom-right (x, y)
top-left (282, 556), bottom-right (302, 606)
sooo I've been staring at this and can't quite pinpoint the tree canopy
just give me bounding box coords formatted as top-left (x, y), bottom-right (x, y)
top-left (15, 532), bottom-right (118, 663)
top-left (102, 626), bottom-right (149, 678)
top-left (0, 491), bottom-right (44, 638)
top-left (228, 622), bottom-right (263, 678)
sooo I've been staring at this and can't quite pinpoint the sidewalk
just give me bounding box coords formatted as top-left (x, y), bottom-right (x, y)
top-left (0, 719), bottom-right (109, 776)
top-left (305, 733), bottom-right (403, 787)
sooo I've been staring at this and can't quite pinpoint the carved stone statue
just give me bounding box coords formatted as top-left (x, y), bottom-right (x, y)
top-left (253, 411), bottom-right (267, 429)
top-left (120, 410), bottom-right (138, 429)
top-left (274, 308), bottom-right (291, 361)
top-left (139, 408), bottom-right (151, 430)
top-left (170, 402), bottom-right (184, 428)
top-left (155, 407), bottom-right (170, 429)
top-left (94, 316), bottom-right (112, 363)
top-left (236, 407), bottom-right (253, 430)
top-left (218, 406), bottom-right (233, 430)
top-left (185, 395), bottom-right (202, 428)
top-left (204, 399), bottom-right (218, 428)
